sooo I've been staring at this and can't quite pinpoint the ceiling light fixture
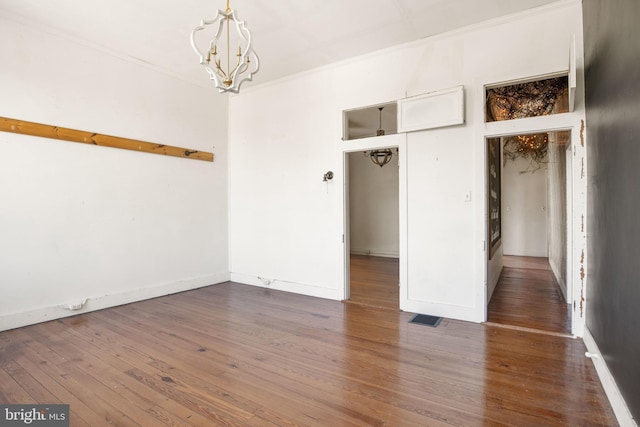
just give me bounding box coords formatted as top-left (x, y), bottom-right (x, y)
top-left (369, 107), bottom-right (392, 167)
top-left (190, 0), bottom-right (259, 93)
top-left (370, 149), bottom-right (393, 168)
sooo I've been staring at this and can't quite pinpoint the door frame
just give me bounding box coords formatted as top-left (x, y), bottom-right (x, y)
top-left (482, 123), bottom-right (583, 336)
top-left (565, 140), bottom-right (574, 305)
top-left (340, 135), bottom-right (405, 307)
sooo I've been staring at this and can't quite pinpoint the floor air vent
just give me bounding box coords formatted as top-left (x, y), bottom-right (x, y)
top-left (409, 314), bottom-right (442, 327)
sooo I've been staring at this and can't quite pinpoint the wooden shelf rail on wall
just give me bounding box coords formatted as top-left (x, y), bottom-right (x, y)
top-left (0, 116), bottom-right (214, 162)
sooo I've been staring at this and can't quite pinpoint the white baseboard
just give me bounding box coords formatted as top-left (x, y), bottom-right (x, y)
top-left (548, 258), bottom-right (568, 301)
top-left (401, 299), bottom-right (481, 323)
top-left (487, 251), bottom-right (503, 302)
top-left (0, 272), bottom-right (230, 332)
top-left (583, 328), bottom-right (637, 427)
top-left (230, 273), bottom-right (342, 301)
top-left (350, 248), bottom-right (399, 258)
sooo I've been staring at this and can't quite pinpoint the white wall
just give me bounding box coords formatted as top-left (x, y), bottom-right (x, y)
top-left (487, 247), bottom-right (503, 302)
top-left (348, 151), bottom-right (399, 258)
top-left (228, 2), bottom-right (585, 322)
top-left (0, 16), bottom-right (229, 330)
top-left (548, 138), bottom-right (568, 299)
top-left (502, 156), bottom-right (548, 257)
top-left (227, 72), bottom-right (347, 300)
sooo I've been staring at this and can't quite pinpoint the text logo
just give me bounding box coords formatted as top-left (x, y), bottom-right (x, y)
top-left (0, 405), bottom-right (69, 426)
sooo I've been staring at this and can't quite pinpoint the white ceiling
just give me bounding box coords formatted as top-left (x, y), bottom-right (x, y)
top-left (0, 0), bottom-right (562, 89)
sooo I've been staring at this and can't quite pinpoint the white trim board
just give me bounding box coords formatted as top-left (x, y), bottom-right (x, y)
top-left (583, 328), bottom-right (638, 427)
top-left (397, 86), bottom-right (464, 133)
top-left (402, 299), bottom-right (479, 323)
top-left (0, 273), bottom-right (230, 332)
top-left (230, 273), bottom-right (342, 301)
top-left (350, 249), bottom-right (399, 258)
top-left (548, 257), bottom-right (568, 302)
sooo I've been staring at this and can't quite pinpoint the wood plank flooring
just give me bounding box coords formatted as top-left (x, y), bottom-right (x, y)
top-left (488, 256), bottom-right (572, 335)
top-left (0, 282), bottom-right (616, 426)
top-left (348, 254), bottom-right (399, 310)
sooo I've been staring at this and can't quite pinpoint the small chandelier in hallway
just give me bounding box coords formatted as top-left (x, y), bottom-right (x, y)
top-left (369, 106), bottom-right (393, 167)
top-left (190, 0), bottom-right (260, 93)
top-left (370, 149), bottom-right (393, 167)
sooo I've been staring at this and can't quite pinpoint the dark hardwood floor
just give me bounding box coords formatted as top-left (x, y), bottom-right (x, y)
top-left (488, 256), bottom-right (572, 335)
top-left (348, 254), bottom-right (399, 310)
top-left (0, 282), bottom-right (616, 426)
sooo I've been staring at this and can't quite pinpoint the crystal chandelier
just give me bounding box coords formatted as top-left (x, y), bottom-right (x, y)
top-left (190, 0), bottom-right (259, 93)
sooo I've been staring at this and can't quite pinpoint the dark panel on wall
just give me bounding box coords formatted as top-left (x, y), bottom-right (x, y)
top-left (583, 0), bottom-right (640, 421)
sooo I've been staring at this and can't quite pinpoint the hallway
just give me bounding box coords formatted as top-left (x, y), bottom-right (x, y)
top-left (349, 255), bottom-right (571, 336)
top-left (488, 256), bottom-right (571, 335)
top-left (348, 254), bottom-right (399, 310)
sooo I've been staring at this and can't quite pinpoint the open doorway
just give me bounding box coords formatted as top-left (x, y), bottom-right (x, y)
top-left (487, 131), bottom-right (572, 334)
top-left (345, 149), bottom-right (400, 310)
